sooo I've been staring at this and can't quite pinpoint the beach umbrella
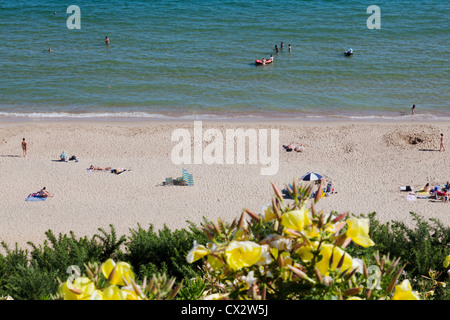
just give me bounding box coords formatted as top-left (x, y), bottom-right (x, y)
top-left (301, 172), bottom-right (323, 181)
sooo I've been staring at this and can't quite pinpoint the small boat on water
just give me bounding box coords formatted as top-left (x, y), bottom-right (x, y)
top-left (255, 59), bottom-right (273, 65)
top-left (344, 48), bottom-right (353, 56)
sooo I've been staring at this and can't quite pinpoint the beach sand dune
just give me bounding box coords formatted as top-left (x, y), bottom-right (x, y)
top-left (0, 120), bottom-right (449, 250)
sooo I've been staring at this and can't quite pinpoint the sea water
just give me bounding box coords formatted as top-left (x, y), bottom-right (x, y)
top-left (0, 0), bottom-right (448, 121)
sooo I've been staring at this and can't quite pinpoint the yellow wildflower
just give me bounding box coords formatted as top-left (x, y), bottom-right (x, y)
top-left (345, 217), bottom-right (375, 248)
top-left (59, 276), bottom-right (95, 300)
top-left (186, 241), bottom-right (210, 263)
top-left (225, 241), bottom-right (262, 271)
top-left (102, 285), bottom-right (128, 300)
top-left (315, 244), bottom-right (353, 276)
top-left (262, 204), bottom-right (276, 222)
top-left (101, 259), bottom-right (135, 286)
top-left (392, 280), bottom-right (420, 300)
top-left (281, 208), bottom-right (312, 232)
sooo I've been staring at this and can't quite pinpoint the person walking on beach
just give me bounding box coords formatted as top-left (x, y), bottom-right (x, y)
top-left (411, 104), bottom-right (415, 115)
top-left (21, 138), bottom-right (27, 157)
top-left (439, 133), bottom-right (445, 151)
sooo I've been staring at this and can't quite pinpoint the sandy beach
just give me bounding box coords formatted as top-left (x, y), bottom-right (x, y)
top-left (0, 119), bottom-right (449, 250)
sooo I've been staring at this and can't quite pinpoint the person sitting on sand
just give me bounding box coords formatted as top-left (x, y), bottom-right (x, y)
top-left (60, 151), bottom-right (68, 162)
top-left (39, 187), bottom-right (53, 198)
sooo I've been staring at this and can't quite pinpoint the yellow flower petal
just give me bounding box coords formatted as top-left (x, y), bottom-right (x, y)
top-left (392, 280), bottom-right (421, 300)
top-left (60, 277), bottom-right (95, 300)
top-left (225, 241), bottom-right (262, 271)
top-left (102, 285), bottom-right (128, 300)
top-left (345, 217), bottom-right (375, 248)
top-left (281, 208), bottom-right (312, 232)
top-left (186, 241), bottom-right (209, 263)
top-left (316, 244), bottom-right (353, 276)
top-left (101, 259), bottom-right (135, 286)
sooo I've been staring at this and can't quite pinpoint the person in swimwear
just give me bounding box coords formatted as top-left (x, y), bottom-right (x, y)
top-left (39, 187), bottom-right (53, 198)
top-left (89, 165), bottom-right (112, 171)
top-left (111, 168), bottom-right (129, 174)
top-left (283, 142), bottom-right (306, 152)
top-left (22, 138), bottom-right (27, 157)
top-left (440, 133), bottom-right (445, 151)
top-left (105, 36), bottom-right (110, 45)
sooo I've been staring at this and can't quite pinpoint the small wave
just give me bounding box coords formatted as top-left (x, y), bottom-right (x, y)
top-left (1, 111), bottom-right (450, 122)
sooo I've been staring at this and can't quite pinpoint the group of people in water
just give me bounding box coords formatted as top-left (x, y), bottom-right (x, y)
top-left (258, 42), bottom-right (291, 65)
top-left (46, 36), bottom-right (110, 53)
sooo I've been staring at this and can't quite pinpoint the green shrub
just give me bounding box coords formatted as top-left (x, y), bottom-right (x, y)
top-left (122, 222), bottom-right (208, 281)
top-left (361, 212), bottom-right (450, 299)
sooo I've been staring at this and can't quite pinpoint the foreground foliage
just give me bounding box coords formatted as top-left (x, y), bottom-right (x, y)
top-left (0, 181), bottom-right (449, 300)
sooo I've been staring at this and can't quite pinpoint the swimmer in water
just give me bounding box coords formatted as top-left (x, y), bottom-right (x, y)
top-left (105, 36), bottom-right (110, 45)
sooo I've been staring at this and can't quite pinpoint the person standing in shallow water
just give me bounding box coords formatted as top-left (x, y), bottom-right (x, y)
top-left (22, 138), bottom-right (27, 157)
top-left (411, 104), bottom-right (415, 115)
top-left (105, 36), bottom-right (110, 45)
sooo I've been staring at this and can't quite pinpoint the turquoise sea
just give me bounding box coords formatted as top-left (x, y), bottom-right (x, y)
top-left (0, 0), bottom-right (448, 121)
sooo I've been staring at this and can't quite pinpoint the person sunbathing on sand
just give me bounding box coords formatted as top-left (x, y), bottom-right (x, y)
top-left (111, 168), bottom-right (129, 174)
top-left (39, 187), bottom-right (53, 198)
top-left (283, 142), bottom-right (306, 152)
top-left (89, 165), bottom-right (112, 171)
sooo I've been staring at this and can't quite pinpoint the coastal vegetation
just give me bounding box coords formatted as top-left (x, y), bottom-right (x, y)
top-left (0, 181), bottom-right (448, 300)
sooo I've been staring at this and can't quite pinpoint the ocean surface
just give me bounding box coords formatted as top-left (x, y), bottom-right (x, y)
top-left (0, 0), bottom-right (448, 121)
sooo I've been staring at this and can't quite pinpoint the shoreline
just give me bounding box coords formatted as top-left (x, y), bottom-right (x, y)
top-left (0, 119), bottom-right (449, 251)
top-left (1, 109), bottom-right (450, 124)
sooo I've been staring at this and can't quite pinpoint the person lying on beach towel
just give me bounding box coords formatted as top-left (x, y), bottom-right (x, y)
top-left (283, 142), bottom-right (306, 152)
top-left (26, 187), bottom-right (53, 200)
top-left (88, 165), bottom-right (112, 171)
top-left (87, 165), bottom-right (129, 174)
top-left (111, 168), bottom-right (129, 175)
